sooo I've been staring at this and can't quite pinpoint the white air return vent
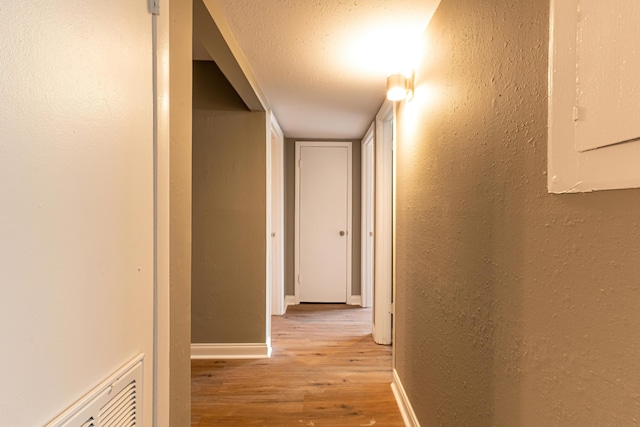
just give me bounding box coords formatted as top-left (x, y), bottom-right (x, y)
top-left (46, 354), bottom-right (144, 427)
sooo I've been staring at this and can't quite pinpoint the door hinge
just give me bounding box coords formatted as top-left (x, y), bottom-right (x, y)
top-left (297, 274), bottom-right (301, 284)
top-left (150, 0), bottom-right (160, 15)
top-left (388, 303), bottom-right (394, 314)
top-left (573, 106), bottom-right (579, 121)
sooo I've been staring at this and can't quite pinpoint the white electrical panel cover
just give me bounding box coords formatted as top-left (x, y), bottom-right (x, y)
top-left (548, 0), bottom-right (640, 193)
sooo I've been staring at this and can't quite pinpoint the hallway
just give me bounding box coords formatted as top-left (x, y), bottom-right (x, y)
top-left (191, 304), bottom-right (404, 426)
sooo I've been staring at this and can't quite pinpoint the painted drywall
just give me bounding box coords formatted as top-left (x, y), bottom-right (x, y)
top-left (192, 61), bottom-right (267, 344)
top-left (394, 0), bottom-right (640, 425)
top-left (169, 0), bottom-right (193, 424)
top-left (0, 2), bottom-right (154, 425)
top-left (194, 0), bottom-right (267, 112)
top-left (284, 138), bottom-right (361, 298)
top-left (213, 0), bottom-right (440, 139)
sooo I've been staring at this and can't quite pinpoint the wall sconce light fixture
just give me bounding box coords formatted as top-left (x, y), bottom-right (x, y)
top-left (386, 71), bottom-right (414, 101)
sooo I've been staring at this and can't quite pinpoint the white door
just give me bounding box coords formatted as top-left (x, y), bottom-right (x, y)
top-left (295, 142), bottom-right (352, 303)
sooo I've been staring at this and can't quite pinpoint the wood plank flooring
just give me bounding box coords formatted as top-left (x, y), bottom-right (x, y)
top-left (191, 304), bottom-right (404, 426)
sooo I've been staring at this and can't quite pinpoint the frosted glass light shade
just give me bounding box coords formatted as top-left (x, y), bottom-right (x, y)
top-left (386, 73), bottom-right (413, 101)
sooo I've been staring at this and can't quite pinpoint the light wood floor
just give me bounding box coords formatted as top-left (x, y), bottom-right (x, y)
top-left (191, 304), bottom-right (404, 426)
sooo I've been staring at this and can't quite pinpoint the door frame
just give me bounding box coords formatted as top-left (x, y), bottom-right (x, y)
top-left (153, 8), bottom-right (170, 426)
top-left (294, 141), bottom-right (353, 304)
top-left (373, 101), bottom-right (394, 345)
top-left (268, 113), bottom-right (285, 316)
top-left (360, 124), bottom-right (375, 308)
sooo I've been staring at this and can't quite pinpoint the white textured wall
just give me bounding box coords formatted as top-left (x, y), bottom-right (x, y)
top-left (0, 1), bottom-right (154, 425)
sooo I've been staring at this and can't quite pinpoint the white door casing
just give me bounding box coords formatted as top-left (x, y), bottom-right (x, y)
top-left (373, 101), bottom-right (394, 345)
top-left (360, 124), bottom-right (375, 308)
top-left (295, 141), bottom-right (352, 303)
top-left (269, 114), bottom-right (285, 316)
top-left (152, 5), bottom-right (171, 426)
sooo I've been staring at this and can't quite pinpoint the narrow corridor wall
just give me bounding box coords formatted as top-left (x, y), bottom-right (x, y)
top-left (192, 61), bottom-right (267, 344)
top-left (394, 0), bottom-right (640, 425)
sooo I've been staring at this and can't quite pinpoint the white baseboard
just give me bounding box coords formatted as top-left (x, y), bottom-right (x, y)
top-left (191, 343), bottom-right (272, 360)
top-left (285, 295), bottom-right (363, 307)
top-left (284, 295), bottom-right (296, 312)
top-left (347, 295), bottom-right (362, 306)
top-left (391, 369), bottom-right (421, 427)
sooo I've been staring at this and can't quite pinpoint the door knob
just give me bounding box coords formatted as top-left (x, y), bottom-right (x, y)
top-left (339, 231), bottom-right (346, 236)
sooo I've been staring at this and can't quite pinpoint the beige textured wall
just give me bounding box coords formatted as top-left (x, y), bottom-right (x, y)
top-left (1, 1), bottom-right (155, 424)
top-left (394, 0), bottom-right (640, 425)
top-left (284, 138), bottom-right (361, 298)
top-left (192, 61), bottom-right (267, 344)
top-left (169, 0), bottom-right (192, 424)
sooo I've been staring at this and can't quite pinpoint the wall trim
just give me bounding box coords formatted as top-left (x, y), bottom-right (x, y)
top-left (360, 123), bottom-right (375, 309)
top-left (347, 295), bottom-right (362, 306)
top-left (373, 101), bottom-right (394, 345)
top-left (191, 343), bottom-right (272, 360)
top-left (269, 112), bottom-right (286, 318)
top-left (152, 7), bottom-right (171, 426)
top-left (285, 295), bottom-right (362, 307)
top-left (284, 295), bottom-right (297, 311)
top-left (391, 369), bottom-right (421, 427)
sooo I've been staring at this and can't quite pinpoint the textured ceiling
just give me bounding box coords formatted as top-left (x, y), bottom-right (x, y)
top-left (214, 0), bottom-right (440, 139)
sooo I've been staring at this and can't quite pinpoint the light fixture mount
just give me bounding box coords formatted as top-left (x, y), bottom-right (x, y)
top-left (386, 71), bottom-right (414, 102)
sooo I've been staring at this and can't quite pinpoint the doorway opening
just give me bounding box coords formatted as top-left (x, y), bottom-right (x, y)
top-left (294, 141), bottom-right (353, 304)
top-left (372, 101), bottom-right (394, 345)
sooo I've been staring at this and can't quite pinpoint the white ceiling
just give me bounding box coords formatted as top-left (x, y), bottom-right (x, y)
top-left (212, 0), bottom-right (440, 139)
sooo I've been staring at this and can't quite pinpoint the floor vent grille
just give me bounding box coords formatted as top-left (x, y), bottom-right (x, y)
top-left (46, 354), bottom-right (144, 427)
top-left (79, 418), bottom-right (95, 427)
